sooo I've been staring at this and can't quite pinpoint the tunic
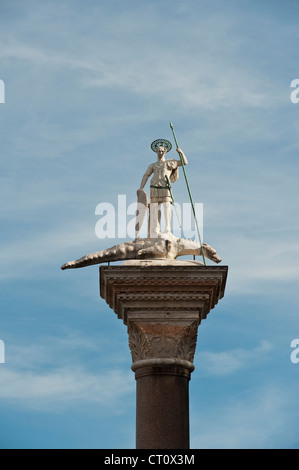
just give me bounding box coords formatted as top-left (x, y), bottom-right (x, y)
top-left (145, 159), bottom-right (179, 203)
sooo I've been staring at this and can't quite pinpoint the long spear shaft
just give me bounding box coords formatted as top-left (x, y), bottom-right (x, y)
top-left (169, 121), bottom-right (206, 266)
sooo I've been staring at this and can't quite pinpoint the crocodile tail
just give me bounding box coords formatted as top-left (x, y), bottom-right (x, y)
top-left (61, 250), bottom-right (106, 270)
top-left (60, 242), bottom-right (136, 270)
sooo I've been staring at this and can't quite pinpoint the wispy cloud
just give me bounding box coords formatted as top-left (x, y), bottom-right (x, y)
top-left (191, 384), bottom-right (296, 449)
top-left (198, 341), bottom-right (273, 376)
top-left (0, 366), bottom-right (134, 411)
top-left (0, 9), bottom-right (286, 113)
top-left (0, 43), bottom-right (101, 72)
top-left (0, 221), bottom-right (97, 280)
top-left (0, 333), bottom-right (134, 411)
top-left (219, 235), bottom-right (299, 295)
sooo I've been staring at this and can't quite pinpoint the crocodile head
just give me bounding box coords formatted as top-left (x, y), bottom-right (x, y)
top-left (175, 237), bottom-right (221, 263)
top-left (202, 243), bottom-right (221, 263)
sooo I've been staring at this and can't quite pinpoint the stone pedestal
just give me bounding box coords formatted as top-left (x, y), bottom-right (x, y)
top-left (100, 265), bottom-right (228, 449)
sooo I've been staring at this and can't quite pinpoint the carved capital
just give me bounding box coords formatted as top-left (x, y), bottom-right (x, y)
top-left (128, 319), bottom-right (198, 364)
top-left (100, 265), bottom-right (228, 373)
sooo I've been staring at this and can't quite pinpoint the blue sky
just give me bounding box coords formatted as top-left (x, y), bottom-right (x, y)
top-left (0, 0), bottom-right (299, 449)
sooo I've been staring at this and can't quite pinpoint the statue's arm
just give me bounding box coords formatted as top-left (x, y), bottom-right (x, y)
top-left (176, 148), bottom-right (188, 166)
top-left (139, 164), bottom-right (153, 190)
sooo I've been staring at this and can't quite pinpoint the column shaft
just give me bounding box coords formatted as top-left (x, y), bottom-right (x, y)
top-left (135, 365), bottom-right (190, 449)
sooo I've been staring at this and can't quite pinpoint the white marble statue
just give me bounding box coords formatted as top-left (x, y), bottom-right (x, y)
top-left (61, 133), bottom-right (222, 270)
top-left (61, 232), bottom-right (221, 270)
top-left (138, 139), bottom-right (187, 237)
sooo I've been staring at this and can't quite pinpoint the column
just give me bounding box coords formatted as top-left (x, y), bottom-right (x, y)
top-left (100, 264), bottom-right (228, 449)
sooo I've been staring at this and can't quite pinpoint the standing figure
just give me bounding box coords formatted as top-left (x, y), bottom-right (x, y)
top-left (138, 139), bottom-right (188, 237)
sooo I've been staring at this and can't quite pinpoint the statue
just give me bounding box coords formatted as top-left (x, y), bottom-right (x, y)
top-left (61, 124), bottom-right (222, 270)
top-left (61, 233), bottom-right (221, 270)
top-left (137, 139), bottom-right (187, 237)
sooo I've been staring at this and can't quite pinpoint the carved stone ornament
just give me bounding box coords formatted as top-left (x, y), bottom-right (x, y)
top-left (100, 265), bottom-right (228, 372)
top-left (128, 320), bottom-right (198, 363)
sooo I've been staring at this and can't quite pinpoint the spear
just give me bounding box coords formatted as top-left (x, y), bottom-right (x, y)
top-left (169, 121), bottom-right (206, 266)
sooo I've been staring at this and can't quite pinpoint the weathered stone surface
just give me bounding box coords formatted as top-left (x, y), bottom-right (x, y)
top-left (100, 264), bottom-right (228, 449)
top-left (61, 233), bottom-right (221, 270)
top-left (100, 265), bottom-right (227, 327)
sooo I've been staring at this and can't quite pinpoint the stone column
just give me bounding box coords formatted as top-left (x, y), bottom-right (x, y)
top-left (100, 264), bottom-right (228, 449)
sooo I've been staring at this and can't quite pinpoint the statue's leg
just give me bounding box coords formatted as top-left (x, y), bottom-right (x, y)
top-left (163, 202), bottom-right (171, 233)
top-left (149, 202), bottom-right (160, 237)
top-left (158, 204), bottom-right (162, 229)
top-left (147, 203), bottom-right (151, 238)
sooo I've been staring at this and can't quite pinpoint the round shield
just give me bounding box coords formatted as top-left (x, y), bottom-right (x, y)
top-left (135, 189), bottom-right (148, 237)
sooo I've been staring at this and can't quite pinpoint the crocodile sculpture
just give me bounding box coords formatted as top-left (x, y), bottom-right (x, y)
top-left (61, 233), bottom-right (221, 270)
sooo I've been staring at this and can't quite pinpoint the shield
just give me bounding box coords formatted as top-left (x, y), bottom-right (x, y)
top-left (135, 189), bottom-right (148, 238)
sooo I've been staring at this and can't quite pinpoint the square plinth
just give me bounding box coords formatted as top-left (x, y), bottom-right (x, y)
top-left (100, 265), bottom-right (228, 325)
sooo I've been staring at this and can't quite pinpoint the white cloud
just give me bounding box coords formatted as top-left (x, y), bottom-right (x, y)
top-left (83, 51), bottom-right (274, 110)
top-left (198, 341), bottom-right (273, 376)
top-left (191, 384), bottom-right (295, 449)
top-left (0, 225), bottom-right (143, 289)
top-left (0, 366), bottom-right (134, 411)
top-left (219, 235), bottom-right (299, 295)
top-left (0, 333), bottom-right (134, 411)
top-left (0, 13), bottom-right (285, 113)
top-left (0, 42), bottom-right (101, 72)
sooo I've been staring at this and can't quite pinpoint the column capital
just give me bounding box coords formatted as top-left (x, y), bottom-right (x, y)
top-left (100, 265), bottom-right (228, 370)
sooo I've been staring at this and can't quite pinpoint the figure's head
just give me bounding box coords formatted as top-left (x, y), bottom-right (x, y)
top-left (156, 146), bottom-right (167, 159)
